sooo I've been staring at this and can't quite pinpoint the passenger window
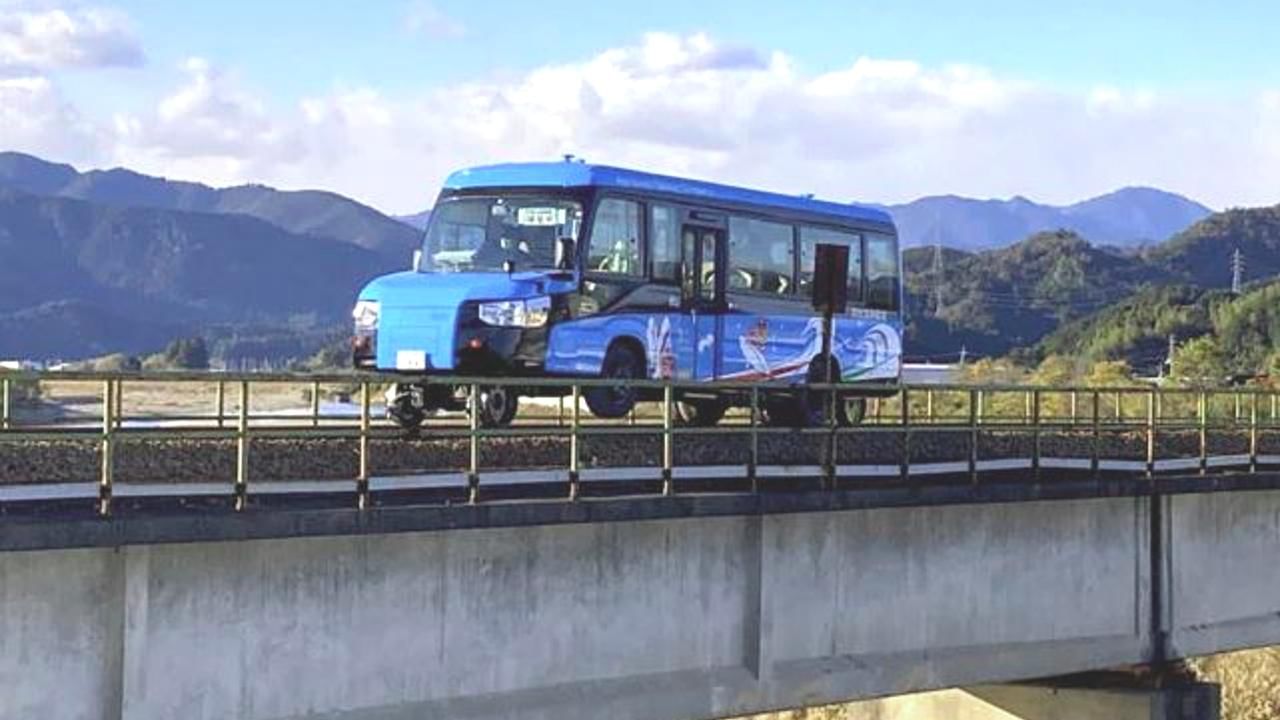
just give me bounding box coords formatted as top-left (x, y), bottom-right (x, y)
top-left (587, 199), bottom-right (642, 276)
top-left (650, 205), bottom-right (680, 283)
top-left (865, 233), bottom-right (900, 311)
top-left (799, 227), bottom-right (863, 303)
top-left (681, 228), bottom-right (697, 299)
top-left (700, 232), bottom-right (717, 301)
top-left (728, 217), bottom-right (794, 294)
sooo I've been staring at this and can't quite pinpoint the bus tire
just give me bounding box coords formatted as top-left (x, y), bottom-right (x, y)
top-left (676, 397), bottom-right (726, 427)
top-left (388, 386), bottom-right (426, 429)
top-left (585, 342), bottom-right (643, 419)
top-left (476, 386), bottom-right (519, 428)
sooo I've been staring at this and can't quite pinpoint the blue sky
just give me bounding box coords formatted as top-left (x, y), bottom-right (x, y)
top-left (91, 0), bottom-right (1280, 97)
top-left (3, 0), bottom-right (1279, 212)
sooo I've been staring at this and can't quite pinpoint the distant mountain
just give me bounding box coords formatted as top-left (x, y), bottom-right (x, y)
top-left (0, 152), bottom-right (420, 264)
top-left (903, 230), bottom-right (1161, 358)
top-left (1145, 205), bottom-right (1280, 288)
top-left (906, 204), bottom-right (1280, 362)
top-left (0, 189), bottom-right (386, 359)
top-left (397, 209), bottom-right (431, 231)
top-left (888, 187), bottom-right (1212, 251)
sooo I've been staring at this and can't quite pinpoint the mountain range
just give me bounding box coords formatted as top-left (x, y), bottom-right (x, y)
top-left (0, 152), bottom-right (420, 264)
top-left (887, 187), bottom-right (1213, 251)
top-left (903, 204), bottom-right (1280, 370)
top-left (0, 151), bottom-right (1260, 364)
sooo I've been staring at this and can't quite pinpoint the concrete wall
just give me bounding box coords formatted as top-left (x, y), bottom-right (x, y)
top-left (1166, 489), bottom-right (1280, 658)
top-left (2, 497), bottom-right (1157, 720)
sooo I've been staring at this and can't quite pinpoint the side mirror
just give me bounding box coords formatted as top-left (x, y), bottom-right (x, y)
top-left (411, 249), bottom-right (423, 273)
top-left (555, 237), bottom-right (576, 271)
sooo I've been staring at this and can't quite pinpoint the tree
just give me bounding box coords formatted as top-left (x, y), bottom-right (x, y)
top-left (1171, 336), bottom-right (1227, 388)
top-left (1031, 355), bottom-right (1077, 387)
top-left (1084, 360), bottom-right (1134, 387)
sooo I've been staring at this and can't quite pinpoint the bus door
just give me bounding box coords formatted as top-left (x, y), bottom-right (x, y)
top-left (680, 217), bottom-right (727, 381)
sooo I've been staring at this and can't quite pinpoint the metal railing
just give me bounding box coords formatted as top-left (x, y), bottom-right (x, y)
top-left (1, 370), bottom-right (1279, 517)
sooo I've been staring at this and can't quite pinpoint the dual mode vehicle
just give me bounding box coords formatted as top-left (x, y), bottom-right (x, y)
top-left (352, 160), bottom-right (903, 428)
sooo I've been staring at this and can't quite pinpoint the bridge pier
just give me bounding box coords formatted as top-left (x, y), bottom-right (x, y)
top-left (831, 678), bottom-right (1220, 720)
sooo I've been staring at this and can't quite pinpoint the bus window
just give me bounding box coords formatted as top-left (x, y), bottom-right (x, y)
top-left (681, 228), bottom-right (697, 299)
top-left (651, 204), bottom-right (680, 283)
top-left (865, 233), bottom-right (900, 311)
top-left (588, 199), bottom-right (642, 276)
top-left (728, 217), bottom-right (794, 294)
top-left (799, 227), bottom-right (862, 302)
top-left (700, 232), bottom-right (717, 302)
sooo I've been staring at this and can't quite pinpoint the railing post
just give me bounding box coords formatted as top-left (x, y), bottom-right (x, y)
top-left (357, 381), bottom-right (371, 509)
top-left (899, 387), bottom-right (910, 482)
top-left (1070, 390), bottom-right (1078, 425)
top-left (235, 380), bottom-right (249, 511)
top-left (1250, 392), bottom-right (1259, 474)
top-left (968, 388), bottom-right (979, 485)
top-left (1091, 390), bottom-right (1101, 479)
top-left (1115, 390), bottom-right (1123, 423)
top-left (749, 386), bottom-right (760, 493)
top-left (1024, 390), bottom-right (1032, 424)
top-left (1031, 389), bottom-right (1041, 481)
top-left (1198, 391), bottom-right (1208, 476)
top-left (310, 380), bottom-right (321, 427)
top-left (1146, 390), bottom-right (1156, 478)
top-left (468, 383), bottom-right (480, 504)
top-left (215, 380), bottom-right (226, 428)
top-left (568, 384), bottom-right (581, 500)
top-left (926, 388), bottom-right (934, 424)
top-left (99, 380), bottom-right (114, 517)
top-left (114, 379), bottom-right (124, 430)
top-left (662, 384), bottom-right (674, 496)
top-left (1, 376), bottom-right (10, 430)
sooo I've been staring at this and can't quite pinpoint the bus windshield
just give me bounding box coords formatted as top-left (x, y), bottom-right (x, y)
top-left (422, 196), bottom-right (584, 273)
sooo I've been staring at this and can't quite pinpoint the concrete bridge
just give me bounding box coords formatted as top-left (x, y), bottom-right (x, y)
top-left (4, 471), bottom-right (1279, 720)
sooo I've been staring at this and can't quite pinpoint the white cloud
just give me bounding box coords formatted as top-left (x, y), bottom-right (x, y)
top-left (5, 32), bottom-right (1279, 215)
top-left (0, 2), bottom-right (142, 76)
top-left (0, 73), bottom-right (104, 160)
top-left (403, 1), bottom-right (464, 40)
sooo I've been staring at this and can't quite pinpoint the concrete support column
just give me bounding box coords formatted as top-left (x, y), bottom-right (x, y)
top-left (964, 681), bottom-right (1220, 720)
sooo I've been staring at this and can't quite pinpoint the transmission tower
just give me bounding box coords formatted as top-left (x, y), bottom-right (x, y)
top-left (1231, 248), bottom-right (1245, 295)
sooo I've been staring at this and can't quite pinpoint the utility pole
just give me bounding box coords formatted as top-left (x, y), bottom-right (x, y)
top-left (1231, 248), bottom-right (1245, 295)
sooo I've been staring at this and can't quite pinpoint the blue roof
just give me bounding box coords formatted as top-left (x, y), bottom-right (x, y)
top-left (443, 162), bottom-right (893, 227)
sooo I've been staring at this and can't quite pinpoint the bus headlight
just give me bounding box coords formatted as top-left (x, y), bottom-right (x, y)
top-left (352, 300), bottom-right (380, 331)
top-left (478, 296), bottom-right (551, 328)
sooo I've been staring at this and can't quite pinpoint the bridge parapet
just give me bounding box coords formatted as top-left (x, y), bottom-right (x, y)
top-left (1, 371), bottom-right (1279, 516)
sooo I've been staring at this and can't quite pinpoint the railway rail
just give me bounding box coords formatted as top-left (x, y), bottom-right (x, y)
top-left (2, 370), bottom-right (1280, 517)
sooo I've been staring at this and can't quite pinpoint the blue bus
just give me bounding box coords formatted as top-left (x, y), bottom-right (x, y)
top-left (353, 160), bottom-right (902, 428)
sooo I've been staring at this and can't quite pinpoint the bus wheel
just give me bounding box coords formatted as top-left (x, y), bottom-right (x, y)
top-left (585, 343), bottom-right (642, 419)
top-left (676, 397), bottom-right (726, 427)
top-left (838, 396), bottom-right (867, 426)
top-left (475, 386), bottom-right (519, 428)
top-left (388, 386), bottom-right (426, 429)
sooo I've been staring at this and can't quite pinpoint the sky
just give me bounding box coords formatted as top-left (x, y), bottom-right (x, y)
top-left (2, 0), bottom-right (1278, 215)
